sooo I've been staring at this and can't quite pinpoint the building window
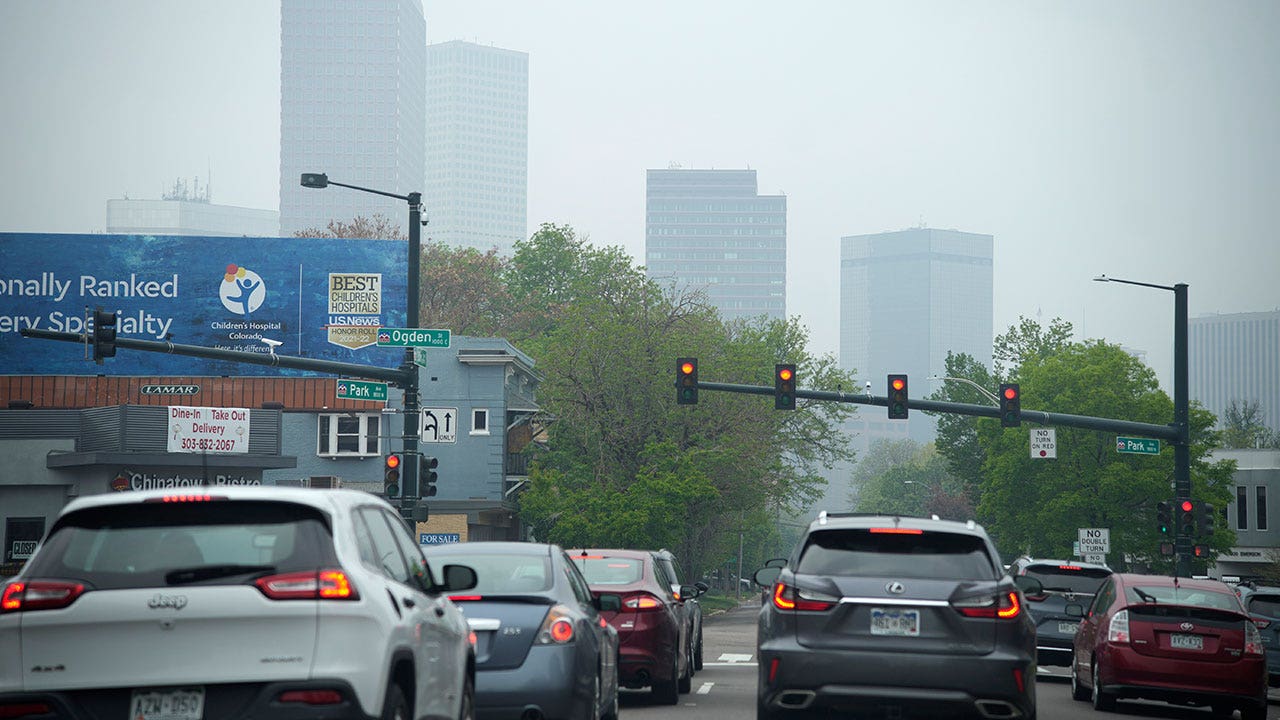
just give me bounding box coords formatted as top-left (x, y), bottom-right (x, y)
top-left (471, 408), bottom-right (489, 435)
top-left (1258, 486), bottom-right (1269, 531)
top-left (317, 413), bottom-right (381, 457)
top-left (1236, 485), bottom-right (1249, 530)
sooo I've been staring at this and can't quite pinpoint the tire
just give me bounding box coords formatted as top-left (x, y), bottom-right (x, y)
top-left (678, 639), bottom-right (693, 693)
top-left (1241, 701), bottom-right (1268, 720)
top-left (652, 651), bottom-right (679, 705)
top-left (1091, 661), bottom-right (1116, 712)
top-left (1069, 660), bottom-right (1089, 701)
top-left (381, 682), bottom-right (409, 720)
top-left (694, 630), bottom-right (704, 671)
top-left (457, 672), bottom-right (475, 720)
top-left (587, 673), bottom-right (602, 720)
top-left (601, 667), bottom-right (620, 720)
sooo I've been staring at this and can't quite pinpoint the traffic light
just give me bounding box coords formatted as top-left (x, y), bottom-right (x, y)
top-left (887, 374), bottom-right (908, 419)
top-left (1156, 500), bottom-right (1172, 536)
top-left (384, 454), bottom-right (402, 497)
top-left (92, 307), bottom-right (118, 363)
top-left (676, 358), bottom-right (698, 405)
top-left (1178, 499), bottom-right (1195, 536)
top-left (1197, 502), bottom-right (1215, 538)
top-left (998, 383), bottom-right (1020, 427)
top-left (1193, 545), bottom-right (1209, 558)
top-left (775, 364), bottom-right (796, 410)
top-left (421, 456), bottom-right (439, 497)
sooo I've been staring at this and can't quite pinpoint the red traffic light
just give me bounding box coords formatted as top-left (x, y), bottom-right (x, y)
top-left (891, 377), bottom-right (905, 391)
top-left (778, 367), bottom-right (793, 381)
top-left (1181, 500), bottom-right (1194, 513)
top-left (386, 455), bottom-right (401, 469)
top-left (680, 361), bottom-right (695, 376)
top-left (1002, 386), bottom-right (1018, 400)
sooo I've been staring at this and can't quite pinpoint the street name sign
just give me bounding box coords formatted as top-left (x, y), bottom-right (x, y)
top-left (1116, 437), bottom-right (1160, 455)
top-left (336, 379), bottom-right (388, 402)
top-left (376, 327), bottom-right (451, 348)
top-left (1030, 428), bottom-right (1057, 459)
top-left (1078, 528), bottom-right (1110, 555)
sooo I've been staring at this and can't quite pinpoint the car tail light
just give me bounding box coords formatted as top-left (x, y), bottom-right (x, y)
top-left (771, 582), bottom-right (838, 612)
top-left (536, 604), bottom-right (576, 644)
top-left (0, 701), bottom-right (54, 718)
top-left (953, 591), bottom-right (1021, 619)
top-left (1107, 609), bottom-right (1130, 643)
top-left (1058, 565), bottom-right (1082, 571)
top-left (0, 580), bottom-right (87, 614)
top-left (254, 569), bottom-right (358, 600)
top-left (450, 594), bottom-right (483, 602)
top-left (1252, 615), bottom-right (1271, 629)
top-left (868, 527), bottom-right (923, 534)
top-left (276, 689), bottom-right (344, 705)
top-left (622, 593), bottom-right (665, 612)
top-left (1245, 619), bottom-right (1265, 656)
top-left (144, 494), bottom-right (226, 503)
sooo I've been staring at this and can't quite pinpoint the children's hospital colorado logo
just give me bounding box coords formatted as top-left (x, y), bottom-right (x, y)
top-left (218, 263), bottom-right (266, 319)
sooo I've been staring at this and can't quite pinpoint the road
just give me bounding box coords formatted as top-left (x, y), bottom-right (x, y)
top-left (617, 601), bottom-right (1280, 720)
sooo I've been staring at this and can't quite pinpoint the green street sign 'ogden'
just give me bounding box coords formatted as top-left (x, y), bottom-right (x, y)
top-left (336, 379), bottom-right (388, 402)
top-left (376, 328), bottom-right (451, 348)
top-left (1116, 436), bottom-right (1160, 455)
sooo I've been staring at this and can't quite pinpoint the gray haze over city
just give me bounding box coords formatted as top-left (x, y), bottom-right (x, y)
top-left (2, 0), bottom-right (1277, 391)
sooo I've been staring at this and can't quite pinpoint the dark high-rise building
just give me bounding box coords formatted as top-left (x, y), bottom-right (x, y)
top-left (279, 0), bottom-right (426, 237)
top-left (645, 168), bottom-right (786, 323)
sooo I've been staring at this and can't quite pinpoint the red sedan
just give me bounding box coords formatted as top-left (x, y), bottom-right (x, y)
top-left (1069, 572), bottom-right (1267, 719)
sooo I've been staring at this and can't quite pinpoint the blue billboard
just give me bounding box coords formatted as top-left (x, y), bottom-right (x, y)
top-left (0, 233), bottom-right (409, 375)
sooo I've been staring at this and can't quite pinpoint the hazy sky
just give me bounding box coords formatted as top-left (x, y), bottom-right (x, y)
top-left (2, 1), bottom-right (1277, 391)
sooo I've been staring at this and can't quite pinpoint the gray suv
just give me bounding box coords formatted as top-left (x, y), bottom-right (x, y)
top-left (754, 512), bottom-right (1037, 720)
top-left (1009, 557), bottom-right (1111, 667)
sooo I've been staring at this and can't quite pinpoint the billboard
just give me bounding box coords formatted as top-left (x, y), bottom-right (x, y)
top-left (0, 233), bottom-right (408, 375)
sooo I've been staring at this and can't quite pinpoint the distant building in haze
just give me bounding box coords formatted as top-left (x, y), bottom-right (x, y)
top-left (107, 178), bottom-right (278, 237)
top-left (423, 41), bottom-right (528, 255)
top-left (1191, 310), bottom-right (1280, 433)
top-left (644, 168), bottom-right (787, 323)
top-left (278, 0), bottom-right (426, 238)
top-left (839, 227), bottom-right (994, 445)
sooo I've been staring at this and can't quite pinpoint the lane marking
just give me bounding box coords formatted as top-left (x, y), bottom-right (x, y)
top-left (697, 682), bottom-right (714, 695)
top-left (702, 661), bottom-right (758, 667)
top-left (717, 653), bottom-right (753, 662)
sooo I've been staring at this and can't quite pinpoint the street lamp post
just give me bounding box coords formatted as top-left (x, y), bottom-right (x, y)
top-left (1094, 274), bottom-right (1190, 576)
top-left (302, 173), bottom-right (424, 522)
top-left (929, 375), bottom-right (1000, 406)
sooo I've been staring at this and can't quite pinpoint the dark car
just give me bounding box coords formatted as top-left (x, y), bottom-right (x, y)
top-left (423, 541), bottom-right (620, 720)
top-left (753, 511), bottom-right (1036, 720)
top-left (653, 548), bottom-right (709, 670)
top-left (1238, 583), bottom-right (1280, 686)
top-left (1068, 572), bottom-right (1266, 718)
top-left (1010, 557), bottom-right (1112, 666)
top-left (569, 548), bottom-right (695, 704)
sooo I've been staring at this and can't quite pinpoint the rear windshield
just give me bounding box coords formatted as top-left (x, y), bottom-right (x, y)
top-left (1124, 585), bottom-right (1241, 612)
top-left (22, 500), bottom-right (334, 590)
top-left (1246, 594), bottom-right (1280, 617)
top-left (795, 529), bottom-right (997, 580)
top-left (572, 556), bottom-right (644, 585)
top-left (427, 552), bottom-right (552, 594)
top-left (1024, 566), bottom-right (1111, 594)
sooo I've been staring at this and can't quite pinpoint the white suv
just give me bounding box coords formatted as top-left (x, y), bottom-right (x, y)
top-left (0, 486), bottom-right (478, 720)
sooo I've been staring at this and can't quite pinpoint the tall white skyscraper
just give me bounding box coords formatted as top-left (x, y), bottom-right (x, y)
top-left (423, 41), bottom-right (528, 255)
top-left (1191, 310), bottom-right (1280, 432)
top-left (278, 0), bottom-right (426, 238)
top-left (645, 168), bottom-right (787, 323)
top-left (840, 227), bottom-right (994, 444)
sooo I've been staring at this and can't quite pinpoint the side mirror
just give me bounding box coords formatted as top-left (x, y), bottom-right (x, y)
top-left (595, 593), bottom-right (622, 613)
top-left (1012, 575), bottom-right (1043, 597)
top-left (754, 566), bottom-right (782, 588)
top-left (680, 584), bottom-right (703, 599)
top-left (764, 558), bottom-right (788, 568)
top-left (1064, 603), bottom-right (1085, 618)
top-left (695, 581), bottom-right (709, 593)
top-left (441, 563), bottom-right (477, 593)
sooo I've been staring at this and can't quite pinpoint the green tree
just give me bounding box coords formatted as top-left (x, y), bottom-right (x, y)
top-left (992, 316), bottom-right (1074, 379)
top-left (1219, 399), bottom-right (1280, 449)
top-left (925, 351), bottom-right (996, 505)
top-left (851, 441), bottom-right (971, 520)
top-left (418, 242), bottom-right (512, 337)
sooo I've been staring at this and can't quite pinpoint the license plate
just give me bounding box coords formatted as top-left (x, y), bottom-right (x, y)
top-left (129, 688), bottom-right (204, 720)
top-left (871, 608), bottom-right (920, 637)
top-left (1057, 622), bottom-right (1079, 635)
top-left (1170, 633), bottom-right (1204, 650)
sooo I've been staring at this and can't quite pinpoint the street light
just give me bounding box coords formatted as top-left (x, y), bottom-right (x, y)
top-left (1094, 273), bottom-right (1190, 575)
top-left (303, 172), bottom-right (425, 524)
top-left (928, 375), bottom-right (999, 406)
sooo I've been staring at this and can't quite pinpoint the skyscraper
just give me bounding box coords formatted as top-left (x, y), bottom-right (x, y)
top-left (278, 0), bottom-right (426, 238)
top-left (645, 168), bottom-right (786, 323)
top-left (1191, 310), bottom-right (1280, 433)
top-left (423, 41), bottom-right (528, 255)
top-left (840, 227), bottom-right (994, 444)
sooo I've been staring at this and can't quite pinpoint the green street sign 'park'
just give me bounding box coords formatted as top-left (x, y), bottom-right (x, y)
top-left (1116, 436), bottom-right (1160, 455)
top-left (335, 379), bottom-right (388, 402)
top-left (376, 328), bottom-right (451, 348)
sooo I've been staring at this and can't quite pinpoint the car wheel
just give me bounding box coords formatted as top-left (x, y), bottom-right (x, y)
top-left (694, 630), bottom-right (704, 671)
top-left (651, 651), bottom-right (679, 705)
top-left (677, 648), bottom-right (693, 694)
top-left (1069, 660), bottom-right (1089, 701)
top-left (1240, 701), bottom-right (1268, 720)
top-left (1091, 661), bottom-right (1116, 712)
top-left (382, 682), bottom-right (409, 720)
top-left (588, 672), bottom-right (602, 720)
top-left (459, 672), bottom-right (475, 720)
top-left (601, 667), bottom-right (620, 720)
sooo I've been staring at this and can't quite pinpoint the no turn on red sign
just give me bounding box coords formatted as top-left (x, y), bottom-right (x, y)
top-left (1030, 428), bottom-right (1056, 459)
